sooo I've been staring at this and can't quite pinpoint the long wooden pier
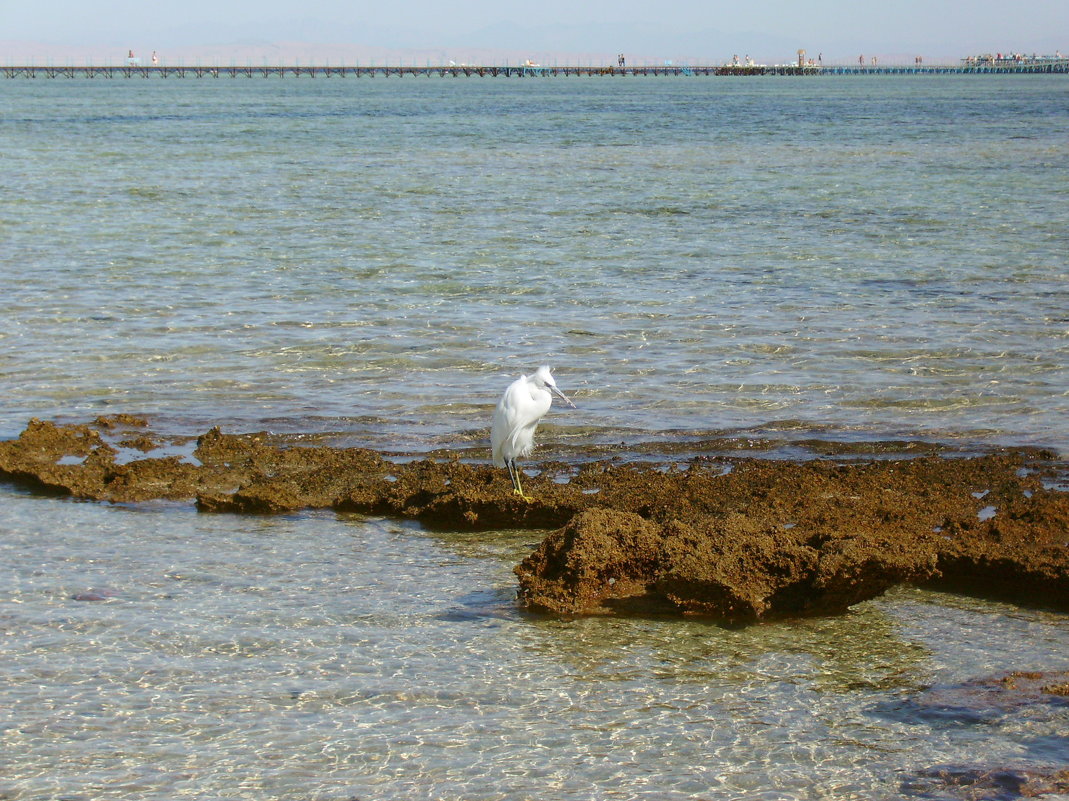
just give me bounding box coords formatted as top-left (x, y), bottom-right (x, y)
top-left (3, 61), bottom-right (1067, 79)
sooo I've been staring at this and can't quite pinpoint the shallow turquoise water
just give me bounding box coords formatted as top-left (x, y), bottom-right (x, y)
top-left (1, 75), bottom-right (1067, 451)
top-left (2, 492), bottom-right (1067, 800)
top-left (1, 75), bottom-right (1068, 800)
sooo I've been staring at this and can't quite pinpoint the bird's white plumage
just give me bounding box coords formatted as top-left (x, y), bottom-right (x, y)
top-left (491, 373), bottom-right (552, 467)
top-left (491, 366), bottom-right (574, 484)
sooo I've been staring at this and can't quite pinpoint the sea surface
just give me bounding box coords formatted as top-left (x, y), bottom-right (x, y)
top-left (1, 74), bottom-right (1068, 800)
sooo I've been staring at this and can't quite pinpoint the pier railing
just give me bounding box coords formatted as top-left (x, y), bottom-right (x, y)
top-left (3, 61), bottom-right (1067, 79)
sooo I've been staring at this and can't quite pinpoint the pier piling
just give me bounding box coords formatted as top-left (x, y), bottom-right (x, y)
top-left (3, 61), bottom-right (1067, 80)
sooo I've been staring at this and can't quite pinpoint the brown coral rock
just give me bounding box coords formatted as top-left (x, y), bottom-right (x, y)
top-left (515, 508), bottom-right (941, 622)
top-left (2, 419), bottom-right (1068, 621)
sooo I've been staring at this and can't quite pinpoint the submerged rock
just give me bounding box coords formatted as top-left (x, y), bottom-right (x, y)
top-left (2, 419), bottom-right (1068, 621)
top-left (896, 672), bottom-right (1069, 799)
top-left (903, 766), bottom-right (1069, 800)
top-left (876, 670), bottom-right (1069, 726)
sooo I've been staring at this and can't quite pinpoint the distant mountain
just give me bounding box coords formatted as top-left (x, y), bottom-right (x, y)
top-left (457, 21), bottom-right (805, 64)
top-left (1, 29), bottom-right (812, 69)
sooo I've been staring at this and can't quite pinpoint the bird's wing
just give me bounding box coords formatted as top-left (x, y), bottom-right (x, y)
top-left (497, 380), bottom-right (531, 426)
top-left (491, 377), bottom-right (539, 466)
top-left (491, 379), bottom-right (524, 465)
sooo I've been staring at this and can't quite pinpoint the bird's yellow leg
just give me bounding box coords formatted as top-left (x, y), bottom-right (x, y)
top-left (508, 461), bottom-right (532, 501)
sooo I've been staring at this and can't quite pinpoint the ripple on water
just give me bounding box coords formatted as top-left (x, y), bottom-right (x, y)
top-left (1, 76), bottom-right (1069, 799)
top-left (3, 491), bottom-right (1068, 799)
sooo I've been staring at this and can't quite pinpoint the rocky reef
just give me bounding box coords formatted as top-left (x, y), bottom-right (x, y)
top-left (2, 417), bottom-right (1067, 622)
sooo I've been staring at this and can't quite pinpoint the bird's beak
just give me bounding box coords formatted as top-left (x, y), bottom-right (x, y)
top-left (551, 386), bottom-right (576, 408)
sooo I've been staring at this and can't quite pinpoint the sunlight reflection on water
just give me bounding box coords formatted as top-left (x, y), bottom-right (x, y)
top-left (1, 494), bottom-right (1067, 800)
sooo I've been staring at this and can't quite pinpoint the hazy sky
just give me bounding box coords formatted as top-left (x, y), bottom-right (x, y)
top-left (4, 0), bottom-right (1066, 61)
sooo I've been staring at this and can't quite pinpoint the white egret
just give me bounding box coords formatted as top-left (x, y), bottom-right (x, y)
top-left (491, 366), bottom-right (575, 499)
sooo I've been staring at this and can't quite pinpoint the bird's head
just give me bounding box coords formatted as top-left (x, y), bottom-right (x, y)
top-left (533, 365), bottom-right (576, 408)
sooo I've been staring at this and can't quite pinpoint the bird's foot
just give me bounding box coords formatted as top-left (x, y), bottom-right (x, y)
top-left (512, 488), bottom-right (533, 502)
